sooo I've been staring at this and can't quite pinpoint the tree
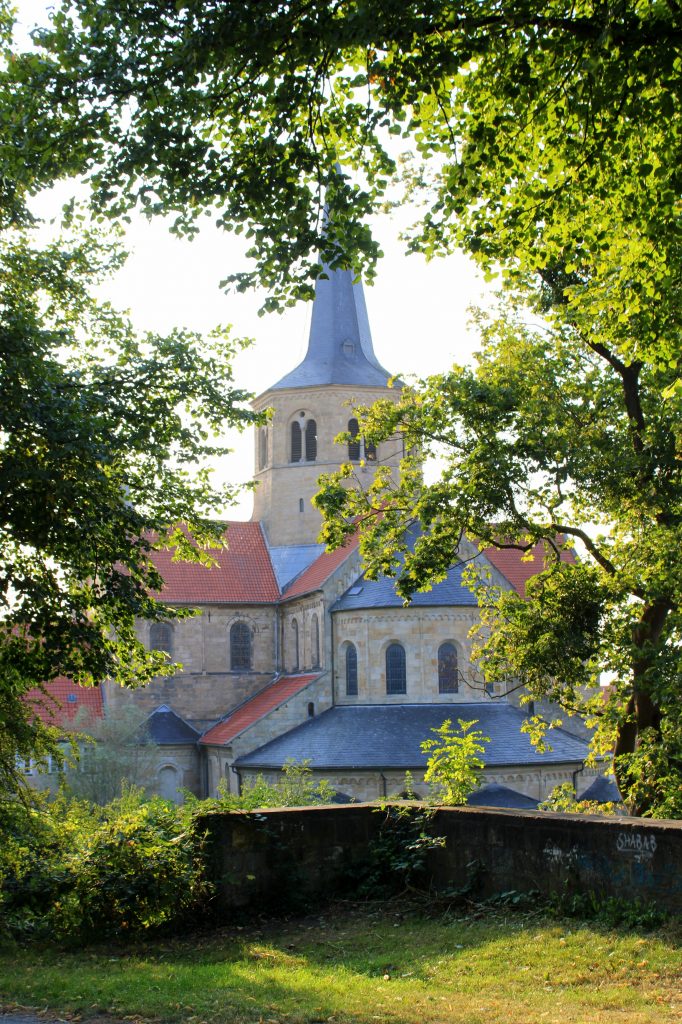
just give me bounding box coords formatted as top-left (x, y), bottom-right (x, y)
top-left (421, 719), bottom-right (489, 805)
top-left (8, 2), bottom-right (682, 813)
top-left (63, 706), bottom-right (159, 805)
top-left (0, 7), bottom-right (260, 796)
top-left (314, 305), bottom-right (682, 817)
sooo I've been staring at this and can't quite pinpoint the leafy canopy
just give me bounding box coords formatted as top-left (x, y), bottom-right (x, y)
top-left (7, 2), bottom-right (682, 815)
top-left (0, 5), bottom-right (261, 795)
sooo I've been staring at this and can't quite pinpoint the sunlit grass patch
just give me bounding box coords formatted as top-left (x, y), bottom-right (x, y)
top-left (1, 905), bottom-right (680, 1024)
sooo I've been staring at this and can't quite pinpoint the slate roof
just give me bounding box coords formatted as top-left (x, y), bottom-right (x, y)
top-left (270, 263), bottom-right (392, 390)
top-left (269, 543), bottom-right (325, 591)
top-left (467, 784), bottom-right (538, 810)
top-left (145, 705), bottom-right (200, 745)
top-left (200, 673), bottom-right (321, 746)
top-left (283, 533), bottom-right (360, 599)
top-left (581, 775), bottom-right (622, 804)
top-left (151, 522), bottom-right (280, 604)
top-left (235, 703), bottom-right (590, 771)
top-left (332, 558), bottom-right (478, 611)
top-left (24, 677), bottom-right (105, 730)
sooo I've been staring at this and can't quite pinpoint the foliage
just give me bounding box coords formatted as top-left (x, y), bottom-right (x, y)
top-left (315, 304), bottom-right (682, 817)
top-left (0, 785), bottom-right (211, 939)
top-left (62, 706), bottom-right (159, 805)
top-left (211, 759), bottom-right (336, 810)
top-left (538, 782), bottom-right (622, 817)
top-left (421, 719), bottom-right (489, 805)
top-left (549, 889), bottom-right (667, 931)
top-left (357, 803), bottom-right (445, 898)
top-left (14, 0), bottom-right (679, 337)
top-left (0, 0), bottom-right (261, 794)
top-left (7, 2), bottom-right (682, 815)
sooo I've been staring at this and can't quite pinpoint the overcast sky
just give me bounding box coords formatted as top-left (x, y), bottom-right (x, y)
top-left (16, 0), bottom-right (494, 519)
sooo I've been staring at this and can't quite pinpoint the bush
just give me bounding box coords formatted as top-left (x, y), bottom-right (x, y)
top-left (0, 785), bottom-right (211, 940)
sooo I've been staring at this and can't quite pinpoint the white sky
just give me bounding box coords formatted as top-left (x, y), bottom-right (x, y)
top-left (15, 0), bottom-right (494, 519)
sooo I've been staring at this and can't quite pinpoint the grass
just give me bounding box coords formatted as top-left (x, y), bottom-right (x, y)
top-left (0, 903), bottom-right (680, 1024)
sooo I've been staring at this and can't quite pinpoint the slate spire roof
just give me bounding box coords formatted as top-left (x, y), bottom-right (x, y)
top-left (270, 260), bottom-right (392, 390)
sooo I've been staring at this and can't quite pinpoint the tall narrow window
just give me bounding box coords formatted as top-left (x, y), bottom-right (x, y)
top-left (348, 418), bottom-right (361, 461)
top-left (291, 421), bottom-right (302, 462)
top-left (258, 427), bottom-right (268, 470)
top-left (305, 419), bottom-right (317, 461)
top-left (312, 613), bottom-right (320, 668)
top-left (438, 642), bottom-right (459, 693)
top-left (292, 619), bottom-right (299, 671)
top-left (230, 622), bottom-right (252, 671)
top-left (365, 439), bottom-right (377, 461)
top-left (345, 643), bottom-right (358, 696)
top-left (386, 643), bottom-right (407, 695)
top-left (149, 623), bottom-right (173, 657)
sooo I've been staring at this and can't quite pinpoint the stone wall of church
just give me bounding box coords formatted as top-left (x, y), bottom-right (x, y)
top-left (237, 762), bottom-right (584, 804)
top-left (252, 384), bottom-right (403, 545)
top-left (280, 594), bottom-right (326, 674)
top-left (332, 605), bottom-right (496, 705)
top-left (104, 603), bottom-right (278, 729)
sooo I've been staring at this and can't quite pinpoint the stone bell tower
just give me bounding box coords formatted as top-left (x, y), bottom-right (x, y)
top-left (251, 263), bottom-right (403, 546)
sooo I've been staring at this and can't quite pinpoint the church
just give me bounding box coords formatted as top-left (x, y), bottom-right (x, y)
top-left (37, 259), bottom-right (600, 806)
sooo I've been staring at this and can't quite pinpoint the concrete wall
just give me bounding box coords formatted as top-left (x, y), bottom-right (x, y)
top-left (200, 804), bottom-right (682, 915)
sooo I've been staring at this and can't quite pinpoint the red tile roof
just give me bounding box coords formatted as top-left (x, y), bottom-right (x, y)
top-left (25, 677), bottom-right (104, 730)
top-left (283, 534), bottom-right (360, 599)
top-left (483, 539), bottom-right (576, 596)
top-left (152, 522), bottom-right (280, 604)
top-left (200, 673), bottom-right (320, 746)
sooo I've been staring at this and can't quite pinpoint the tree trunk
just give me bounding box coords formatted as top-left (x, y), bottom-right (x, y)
top-left (613, 599), bottom-right (670, 814)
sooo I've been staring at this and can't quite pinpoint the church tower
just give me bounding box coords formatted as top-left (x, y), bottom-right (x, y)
top-left (251, 264), bottom-right (403, 546)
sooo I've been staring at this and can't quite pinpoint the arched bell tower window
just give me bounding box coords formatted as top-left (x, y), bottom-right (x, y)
top-left (305, 419), bottom-right (317, 461)
top-left (438, 642), bottom-right (459, 693)
top-left (348, 418), bottom-right (361, 461)
top-left (347, 418), bottom-right (377, 463)
top-left (291, 421), bottom-right (302, 462)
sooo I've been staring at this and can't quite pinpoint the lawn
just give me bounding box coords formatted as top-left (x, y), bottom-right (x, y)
top-left (0, 904), bottom-right (680, 1024)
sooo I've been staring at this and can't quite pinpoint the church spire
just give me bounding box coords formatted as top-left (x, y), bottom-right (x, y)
top-left (270, 262), bottom-right (391, 390)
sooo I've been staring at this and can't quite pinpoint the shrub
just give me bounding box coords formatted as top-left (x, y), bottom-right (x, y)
top-left (421, 719), bottom-right (489, 805)
top-left (0, 785), bottom-right (211, 940)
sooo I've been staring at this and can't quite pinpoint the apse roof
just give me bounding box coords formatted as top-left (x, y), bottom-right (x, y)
top-left (270, 263), bottom-right (392, 390)
top-left (332, 558), bottom-right (478, 611)
top-left (235, 703), bottom-right (589, 771)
